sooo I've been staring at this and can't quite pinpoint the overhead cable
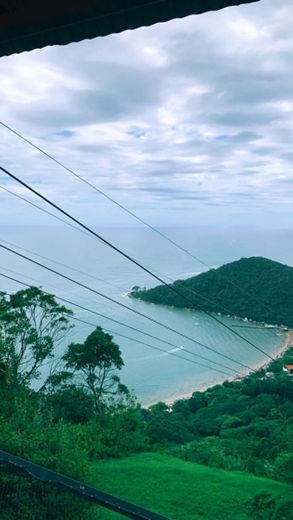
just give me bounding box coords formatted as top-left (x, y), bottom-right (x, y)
top-left (0, 184), bottom-right (174, 286)
top-left (0, 271), bottom-right (234, 377)
top-left (0, 181), bottom-right (269, 337)
top-left (0, 120), bottom-right (274, 316)
top-left (0, 236), bottom-right (125, 293)
top-left (0, 264), bottom-right (237, 373)
top-left (0, 242), bottom-right (254, 371)
top-left (0, 165), bottom-right (274, 362)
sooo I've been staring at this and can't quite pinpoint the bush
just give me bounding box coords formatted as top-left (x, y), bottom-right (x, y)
top-left (272, 453), bottom-right (293, 485)
top-left (246, 492), bottom-right (293, 520)
top-left (246, 492), bottom-right (278, 520)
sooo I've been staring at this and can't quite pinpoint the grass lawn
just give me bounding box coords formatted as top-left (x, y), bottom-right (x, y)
top-left (90, 453), bottom-right (291, 519)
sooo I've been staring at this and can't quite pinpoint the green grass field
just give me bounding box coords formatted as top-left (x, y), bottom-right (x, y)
top-left (91, 453), bottom-right (291, 519)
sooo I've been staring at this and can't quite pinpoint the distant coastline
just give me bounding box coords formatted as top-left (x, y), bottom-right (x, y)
top-left (145, 328), bottom-right (293, 408)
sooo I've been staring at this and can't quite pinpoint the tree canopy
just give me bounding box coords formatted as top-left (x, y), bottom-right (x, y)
top-left (131, 257), bottom-right (293, 327)
top-left (0, 284), bottom-right (292, 520)
top-left (0, 287), bottom-right (72, 385)
top-left (61, 326), bottom-right (129, 413)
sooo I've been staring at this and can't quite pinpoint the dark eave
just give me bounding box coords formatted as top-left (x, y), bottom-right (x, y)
top-left (0, 1), bottom-right (259, 58)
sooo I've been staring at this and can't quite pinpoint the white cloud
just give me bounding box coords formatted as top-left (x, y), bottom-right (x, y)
top-left (0, 0), bottom-right (292, 228)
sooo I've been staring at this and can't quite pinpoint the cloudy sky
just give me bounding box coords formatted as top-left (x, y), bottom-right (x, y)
top-left (0, 0), bottom-right (292, 229)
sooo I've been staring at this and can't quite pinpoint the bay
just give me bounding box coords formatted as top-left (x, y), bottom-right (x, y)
top-left (0, 225), bottom-right (291, 405)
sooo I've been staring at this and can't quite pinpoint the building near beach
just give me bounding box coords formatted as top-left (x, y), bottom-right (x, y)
top-left (283, 365), bottom-right (293, 375)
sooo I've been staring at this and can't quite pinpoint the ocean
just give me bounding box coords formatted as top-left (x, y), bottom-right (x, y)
top-left (0, 225), bottom-right (292, 405)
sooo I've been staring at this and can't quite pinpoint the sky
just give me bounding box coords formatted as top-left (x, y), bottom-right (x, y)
top-left (0, 0), bottom-right (292, 229)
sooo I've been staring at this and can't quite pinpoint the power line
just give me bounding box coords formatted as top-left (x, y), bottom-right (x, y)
top-left (0, 242), bottom-right (254, 371)
top-left (55, 301), bottom-right (237, 373)
top-left (0, 271), bottom-right (233, 377)
top-left (0, 263), bottom-right (237, 373)
top-left (0, 184), bottom-right (273, 360)
top-left (0, 236), bottom-right (126, 294)
top-left (0, 180), bottom-right (268, 335)
top-left (0, 264), bottom-right (175, 351)
top-left (0, 232), bottom-right (236, 323)
top-left (70, 317), bottom-right (232, 376)
top-left (0, 182), bottom-right (261, 332)
top-left (0, 267), bottom-right (237, 373)
top-left (0, 120), bottom-right (274, 316)
top-left (0, 184), bottom-right (92, 239)
top-left (0, 183), bottom-right (175, 286)
top-left (0, 165), bottom-right (274, 362)
top-left (0, 182), bottom-right (269, 348)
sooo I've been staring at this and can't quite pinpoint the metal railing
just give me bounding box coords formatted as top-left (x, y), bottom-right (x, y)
top-left (0, 450), bottom-right (169, 520)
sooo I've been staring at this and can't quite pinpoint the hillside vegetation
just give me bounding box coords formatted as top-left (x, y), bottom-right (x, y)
top-left (144, 346), bottom-right (293, 486)
top-left (91, 453), bottom-right (291, 520)
top-left (131, 257), bottom-right (293, 327)
top-left (1, 286), bottom-right (292, 519)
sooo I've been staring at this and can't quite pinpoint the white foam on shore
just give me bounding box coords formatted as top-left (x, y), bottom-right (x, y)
top-left (144, 329), bottom-right (293, 408)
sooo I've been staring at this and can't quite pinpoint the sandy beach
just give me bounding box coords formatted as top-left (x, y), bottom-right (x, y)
top-left (147, 328), bottom-right (293, 408)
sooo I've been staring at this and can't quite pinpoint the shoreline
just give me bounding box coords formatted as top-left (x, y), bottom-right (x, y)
top-left (145, 328), bottom-right (293, 408)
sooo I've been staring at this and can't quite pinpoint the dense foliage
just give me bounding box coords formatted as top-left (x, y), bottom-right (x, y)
top-left (0, 285), bottom-right (292, 519)
top-left (0, 287), bottom-right (146, 519)
top-left (145, 347), bottom-right (293, 487)
top-left (0, 287), bottom-right (73, 385)
top-left (131, 257), bottom-right (293, 327)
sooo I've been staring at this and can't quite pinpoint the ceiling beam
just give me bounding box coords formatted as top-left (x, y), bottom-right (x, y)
top-left (0, 0), bottom-right (259, 58)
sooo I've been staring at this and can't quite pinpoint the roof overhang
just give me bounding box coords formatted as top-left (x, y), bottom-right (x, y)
top-left (0, 0), bottom-right (259, 58)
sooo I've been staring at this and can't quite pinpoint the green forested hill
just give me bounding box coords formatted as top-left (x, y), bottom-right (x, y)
top-left (131, 257), bottom-right (293, 327)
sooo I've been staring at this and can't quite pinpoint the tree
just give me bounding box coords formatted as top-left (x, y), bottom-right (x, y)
top-left (0, 287), bottom-right (72, 385)
top-left (45, 385), bottom-right (95, 424)
top-left (273, 452), bottom-right (293, 485)
top-left (62, 326), bottom-right (129, 413)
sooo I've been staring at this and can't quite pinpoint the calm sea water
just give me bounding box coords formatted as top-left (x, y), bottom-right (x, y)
top-left (0, 226), bottom-right (292, 405)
